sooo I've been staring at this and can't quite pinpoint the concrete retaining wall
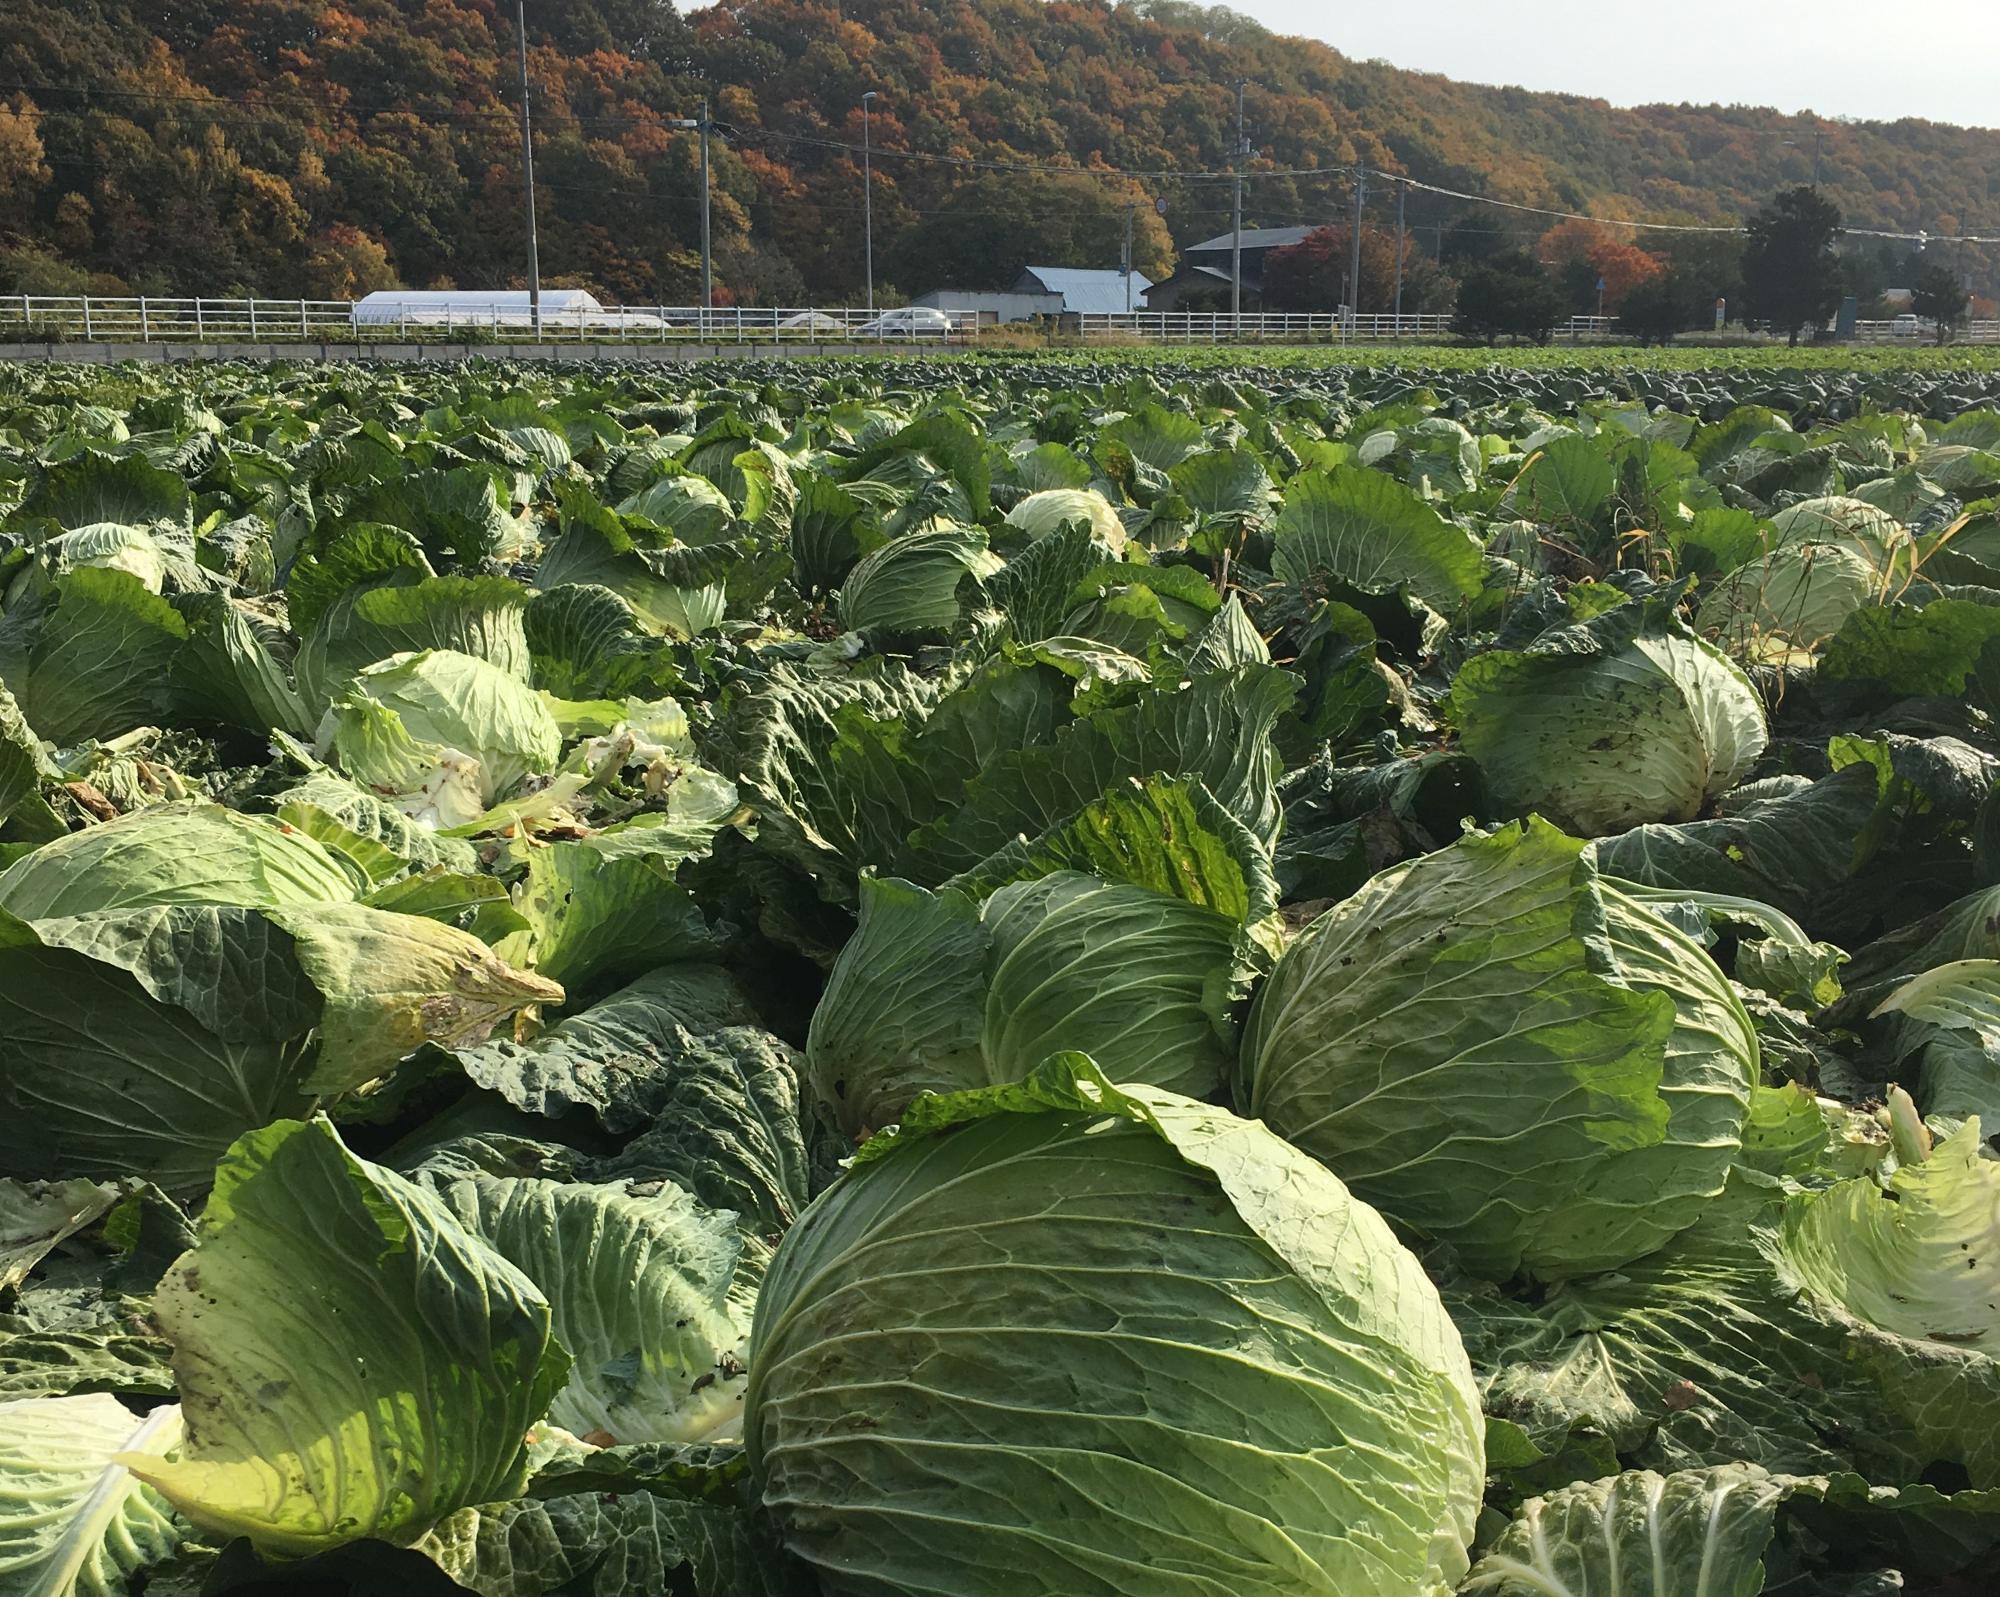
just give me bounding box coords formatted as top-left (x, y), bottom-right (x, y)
top-left (0, 340), bottom-right (963, 364)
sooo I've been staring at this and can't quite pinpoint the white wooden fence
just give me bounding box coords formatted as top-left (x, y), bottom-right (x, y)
top-left (3, 295), bottom-right (1996, 348)
top-left (0, 297), bottom-right (981, 345)
top-left (1853, 318), bottom-right (2000, 343)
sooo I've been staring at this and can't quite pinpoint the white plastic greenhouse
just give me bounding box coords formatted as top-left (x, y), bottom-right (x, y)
top-left (351, 289), bottom-right (659, 330)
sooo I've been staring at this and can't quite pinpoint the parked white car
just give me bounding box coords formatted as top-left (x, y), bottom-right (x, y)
top-left (856, 306), bottom-right (956, 337)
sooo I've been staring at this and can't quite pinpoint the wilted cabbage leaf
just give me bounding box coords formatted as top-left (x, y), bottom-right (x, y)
top-left (120, 1118), bottom-right (569, 1555)
top-left (0, 1394), bottom-right (184, 1597)
top-left (1460, 1464), bottom-right (1788, 1597)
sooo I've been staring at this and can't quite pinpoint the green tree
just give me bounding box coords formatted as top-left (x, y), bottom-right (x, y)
top-left (1451, 250), bottom-right (1563, 344)
top-left (885, 173), bottom-right (1174, 294)
top-left (1911, 261), bottom-right (1969, 344)
top-left (1616, 271), bottom-right (1696, 345)
top-left (1741, 186), bottom-right (1843, 346)
top-left (1658, 232), bottom-right (1743, 323)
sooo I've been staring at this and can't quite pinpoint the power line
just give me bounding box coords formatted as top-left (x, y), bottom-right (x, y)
top-left (1375, 166), bottom-right (2000, 247)
top-left (1379, 170), bottom-right (1739, 234)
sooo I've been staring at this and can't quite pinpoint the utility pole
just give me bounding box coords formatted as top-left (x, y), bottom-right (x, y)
top-left (698, 97), bottom-right (712, 334)
top-left (668, 110), bottom-right (705, 317)
top-left (1392, 177), bottom-right (1406, 332)
top-left (862, 91), bottom-right (877, 312)
top-left (1790, 117), bottom-right (1825, 187)
top-left (1230, 80), bottom-right (1247, 327)
top-left (1347, 165), bottom-right (1366, 335)
top-left (513, 0), bottom-right (541, 337)
top-left (1122, 201), bottom-right (1135, 313)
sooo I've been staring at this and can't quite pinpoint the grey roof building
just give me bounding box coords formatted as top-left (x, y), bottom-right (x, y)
top-left (1184, 225), bottom-right (1322, 257)
top-left (1144, 224), bottom-right (1337, 311)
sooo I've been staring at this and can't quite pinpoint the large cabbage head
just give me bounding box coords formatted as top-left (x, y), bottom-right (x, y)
top-left (1695, 540), bottom-right (1885, 658)
top-left (1449, 598), bottom-right (1766, 836)
top-left (1004, 487), bottom-right (1127, 549)
top-left (746, 1056), bottom-right (1485, 1597)
top-left (320, 649), bottom-right (563, 828)
top-left (1694, 496), bottom-right (1910, 657)
top-left (1238, 818), bottom-right (1759, 1282)
top-left (836, 526), bottom-right (1002, 640)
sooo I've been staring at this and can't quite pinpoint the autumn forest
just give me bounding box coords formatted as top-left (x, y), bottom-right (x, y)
top-left (2, 0), bottom-right (1996, 310)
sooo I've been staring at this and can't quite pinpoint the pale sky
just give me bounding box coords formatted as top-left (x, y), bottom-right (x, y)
top-left (1232, 2), bottom-right (2000, 129)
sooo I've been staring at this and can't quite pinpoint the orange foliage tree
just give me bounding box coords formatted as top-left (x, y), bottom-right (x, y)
top-left (1537, 218), bottom-right (1666, 310)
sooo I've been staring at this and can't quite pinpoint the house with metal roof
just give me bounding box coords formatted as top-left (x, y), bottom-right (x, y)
top-left (1011, 266), bottom-right (1153, 315)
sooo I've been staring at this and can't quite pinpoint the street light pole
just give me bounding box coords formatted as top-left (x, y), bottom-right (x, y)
top-left (1123, 201), bottom-right (1135, 313)
top-left (513, 0), bottom-right (541, 337)
top-left (698, 96), bottom-right (711, 334)
top-left (1347, 165), bottom-right (1366, 336)
top-left (1392, 177), bottom-right (1406, 332)
top-left (1230, 80), bottom-right (1246, 327)
top-left (862, 91), bottom-right (877, 312)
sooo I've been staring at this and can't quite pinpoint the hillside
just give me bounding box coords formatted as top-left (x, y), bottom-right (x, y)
top-left (2, 0), bottom-right (1996, 305)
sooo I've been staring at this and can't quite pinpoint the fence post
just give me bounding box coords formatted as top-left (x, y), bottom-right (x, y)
top-left (81, 297), bottom-right (93, 340)
top-left (300, 300), bottom-right (308, 339)
top-left (248, 300), bottom-right (258, 341)
top-left (20, 294), bottom-right (30, 334)
top-left (194, 298), bottom-right (205, 340)
top-left (138, 297), bottom-right (148, 341)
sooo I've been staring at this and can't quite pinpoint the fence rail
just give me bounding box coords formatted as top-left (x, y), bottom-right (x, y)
top-left (1853, 317), bottom-right (2000, 343)
top-left (4, 295), bottom-right (1998, 349)
top-left (0, 297), bottom-right (987, 346)
top-left (1073, 311), bottom-right (1462, 341)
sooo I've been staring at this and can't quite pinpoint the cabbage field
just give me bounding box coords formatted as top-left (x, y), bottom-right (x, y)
top-left (6, 352), bottom-right (2000, 1596)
